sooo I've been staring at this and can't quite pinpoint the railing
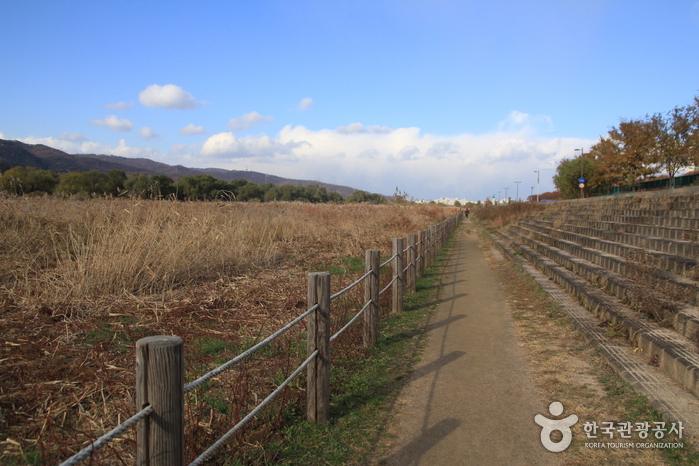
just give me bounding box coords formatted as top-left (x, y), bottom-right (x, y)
top-left (58, 212), bottom-right (462, 465)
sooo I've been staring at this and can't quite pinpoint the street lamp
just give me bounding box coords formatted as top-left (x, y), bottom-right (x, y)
top-left (504, 187), bottom-right (509, 204)
top-left (534, 170), bottom-right (540, 202)
top-left (514, 181), bottom-right (521, 202)
top-left (575, 148), bottom-right (584, 198)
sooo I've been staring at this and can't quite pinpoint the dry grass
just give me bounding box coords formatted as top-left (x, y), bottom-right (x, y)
top-left (0, 197), bottom-right (456, 465)
top-left (471, 201), bottom-right (547, 229)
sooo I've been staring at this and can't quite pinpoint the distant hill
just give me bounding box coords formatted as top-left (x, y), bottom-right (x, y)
top-left (0, 139), bottom-right (357, 197)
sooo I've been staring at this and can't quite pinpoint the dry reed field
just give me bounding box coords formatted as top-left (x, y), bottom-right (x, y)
top-left (0, 196), bottom-right (455, 465)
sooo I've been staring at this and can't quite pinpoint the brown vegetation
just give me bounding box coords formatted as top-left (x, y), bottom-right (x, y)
top-left (471, 201), bottom-right (547, 229)
top-left (0, 196), bottom-right (455, 464)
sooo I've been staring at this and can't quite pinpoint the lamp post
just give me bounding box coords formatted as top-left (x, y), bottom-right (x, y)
top-left (575, 148), bottom-right (584, 198)
top-left (534, 170), bottom-right (540, 202)
top-left (504, 187), bottom-right (509, 204)
top-left (514, 181), bottom-right (521, 202)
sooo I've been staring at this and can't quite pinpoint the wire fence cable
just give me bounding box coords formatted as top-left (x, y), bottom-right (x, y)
top-left (330, 270), bottom-right (372, 301)
top-left (58, 405), bottom-right (154, 466)
top-left (188, 349), bottom-right (319, 466)
top-left (184, 304), bottom-right (317, 393)
top-left (330, 300), bottom-right (372, 344)
top-left (381, 253), bottom-right (398, 269)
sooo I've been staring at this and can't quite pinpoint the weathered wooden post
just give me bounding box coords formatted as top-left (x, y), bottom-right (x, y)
top-left (392, 238), bottom-right (404, 314)
top-left (417, 230), bottom-right (425, 278)
top-left (306, 272), bottom-right (331, 423)
top-left (136, 336), bottom-right (185, 466)
top-left (364, 249), bottom-right (380, 347)
top-left (426, 227), bottom-right (434, 269)
top-left (407, 233), bottom-right (416, 293)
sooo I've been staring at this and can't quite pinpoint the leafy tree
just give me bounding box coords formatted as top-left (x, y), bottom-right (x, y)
top-left (589, 118), bottom-right (657, 191)
top-left (176, 174), bottom-right (222, 200)
top-left (149, 175), bottom-right (175, 198)
top-left (0, 166), bottom-right (59, 194)
top-left (647, 103), bottom-right (699, 188)
top-left (124, 173), bottom-right (150, 198)
top-left (327, 191), bottom-right (343, 203)
top-left (82, 170), bottom-right (111, 194)
top-left (553, 156), bottom-right (604, 199)
top-left (105, 169), bottom-right (127, 195)
top-left (55, 172), bottom-right (84, 195)
top-left (237, 182), bottom-right (264, 201)
top-left (345, 190), bottom-right (384, 204)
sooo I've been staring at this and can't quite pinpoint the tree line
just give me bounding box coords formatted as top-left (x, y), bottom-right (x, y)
top-left (0, 167), bottom-right (385, 203)
top-left (554, 95), bottom-right (699, 199)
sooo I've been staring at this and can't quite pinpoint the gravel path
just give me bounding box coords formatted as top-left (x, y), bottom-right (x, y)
top-left (379, 223), bottom-right (560, 465)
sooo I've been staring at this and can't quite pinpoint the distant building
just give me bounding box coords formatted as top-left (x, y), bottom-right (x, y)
top-left (416, 197), bottom-right (472, 206)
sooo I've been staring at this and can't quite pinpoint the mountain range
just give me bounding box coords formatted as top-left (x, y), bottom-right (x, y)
top-left (0, 139), bottom-right (357, 197)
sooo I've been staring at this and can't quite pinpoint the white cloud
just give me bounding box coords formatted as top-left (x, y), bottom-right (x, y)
top-left (336, 122), bottom-right (392, 134)
top-left (138, 84), bottom-right (203, 110)
top-left (18, 136), bottom-right (160, 159)
top-left (111, 139), bottom-right (160, 158)
top-left (190, 118), bottom-right (593, 201)
top-left (398, 145), bottom-right (420, 161)
top-left (19, 136), bottom-right (79, 152)
top-left (105, 101), bottom-right (133, 110)
top-left (61, 132), bottom-right (87, 142)
top-left (201, 132), bottom-right (306, 159)
top-left (498, 111), bottom-right (554, 134)
top-left (298, 98), bottom-right (313, 110)
top-left (0, 132), bottom-right (5, 139)
top-left (228, 111), bottom-right (274, 131)
top-left (179, 124), bottom-right (208, 136)
top-left (90, 115), bottom-right (134, 132)
top-left (139, 127), bottom-right (160, 140)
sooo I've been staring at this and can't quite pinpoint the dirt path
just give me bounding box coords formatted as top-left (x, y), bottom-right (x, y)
top-left (378, 223), bottom-right (560, 465)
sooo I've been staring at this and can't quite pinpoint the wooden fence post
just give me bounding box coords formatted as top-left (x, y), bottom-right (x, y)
top-left (417, 230), bottom-right (425, 278)
top-left (392, 238), bottom-right (404, 314)
top-left (426, 227), bottom-right (434, 269)
top-left (407, 233), bottom-right (416, 293)
top-left (136, 336), bottom-right (185, 466)
top-left (364, 249), bottom-right (380, 347)
top-left (306, 272), bottom-right (331, 423)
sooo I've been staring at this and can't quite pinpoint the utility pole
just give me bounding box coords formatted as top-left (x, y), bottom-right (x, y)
top-left (504, 187), bottom-right (509, 204)
top-left (534, 170), bottom-right (540, 202)
top-left (514, 181), bottom-right (521, 202)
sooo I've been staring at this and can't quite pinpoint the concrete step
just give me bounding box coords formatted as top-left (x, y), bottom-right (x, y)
top-left (504, 226), bottom-right (699, 339)
top-left (540, 212), bottom-right (699, 230)
top-left (519, 220), bottom-right (699, 274)
top-left (508, 224), bottom-right (698, 300)
top-left (529, 217), bottom-right (699, 245)
top-left (492, 233), bottom-right (699, 436)
top-left (495, 229), bottom-right (699, 399)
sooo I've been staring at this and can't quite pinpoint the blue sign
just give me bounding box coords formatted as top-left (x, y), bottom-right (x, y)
top-left (579, 177), bottom-right (586, 183)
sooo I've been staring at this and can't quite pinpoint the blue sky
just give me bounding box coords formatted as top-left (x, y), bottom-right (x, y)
top-left (1, 1), bottom-right (698, 201)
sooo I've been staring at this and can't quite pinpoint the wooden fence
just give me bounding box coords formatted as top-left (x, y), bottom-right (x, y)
top-left (60, 212), bottom-right (463, 466)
